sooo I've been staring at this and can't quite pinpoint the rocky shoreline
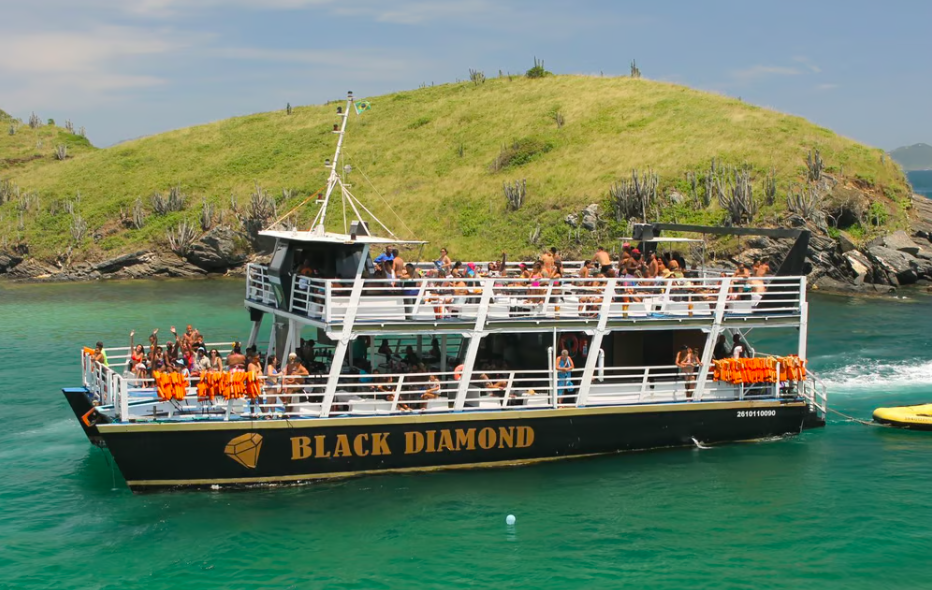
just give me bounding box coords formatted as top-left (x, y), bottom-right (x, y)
top-left (3, 196), bottom-right (932, 295)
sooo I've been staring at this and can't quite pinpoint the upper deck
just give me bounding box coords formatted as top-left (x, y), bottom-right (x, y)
top-left (246, 262), bottom-right (807, 335)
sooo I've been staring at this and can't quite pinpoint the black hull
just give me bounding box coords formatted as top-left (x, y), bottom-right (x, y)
top-left (63, 388), bottom-right (108, 447)
top-left (91, 400), bottom-right (821, 492)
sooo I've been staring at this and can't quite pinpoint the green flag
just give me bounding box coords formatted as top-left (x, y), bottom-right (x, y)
top-left (354, 100), bottom-right (371, 115)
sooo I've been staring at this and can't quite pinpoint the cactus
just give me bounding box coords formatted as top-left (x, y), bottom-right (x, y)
top-left (65, 120), bottom-right (74, 133)
top-left (69, 212), bottom-right (88, 244)
top-left (786, 185), bottom-right (822, 218)
top-left (503, 179), bottom-right (527, 211)
top-left (610, 169), bottom-right (659, 222)
top-left (54, 144), bottom-right (67, 160)
top-left (468, 68), bottom-right (486, 86)
top-left (806, 148), bottom-right (823, 182)
top-left (551, 110), bottom-right (565, 128)
top-left (78, 126), bottom-right (86, 137)
top-left (151, 186), bottom-right (186, 215)
top-left (28, 112), bottom-right (41, 128)
top-left (529, 222), bottom-right (541, 245)
top-left (167, 220), bottom-right (198, 256)
top-left (630, 59), bottom-right (641, 79)
top-left (286, 102), bottom-right (293, 115)
top-left (237, 183), bottom-right (277, 244)
top-left (200, 198), bottom-right (215, 231)
top-left (719, 168), bottom-right (758, 225)
top-left (7, 122), bottom-right (15, 136)
top-left (526, 57), bottom-right (551, 79)
top-left (764, 166), bottom-right (777, 206)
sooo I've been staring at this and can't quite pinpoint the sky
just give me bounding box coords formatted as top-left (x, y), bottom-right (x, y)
top-left (1, 0), bottom-right (929, 149)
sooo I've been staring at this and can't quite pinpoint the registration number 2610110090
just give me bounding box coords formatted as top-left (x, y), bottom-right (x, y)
top-left (737, 409), bottom-right (777, 418)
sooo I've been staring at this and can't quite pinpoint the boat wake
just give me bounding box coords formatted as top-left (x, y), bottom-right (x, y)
top-left (819, 359), bottom-right (932, 392)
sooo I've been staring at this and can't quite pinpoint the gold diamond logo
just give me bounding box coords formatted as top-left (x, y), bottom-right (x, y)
top-left (224, 433), bottom-right (263, 469)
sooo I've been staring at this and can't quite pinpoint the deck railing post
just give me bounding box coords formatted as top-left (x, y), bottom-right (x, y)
top-left (320, 246), bottom-right (370, 418)
top-left (575, 277), bottom-right (617, 407)
top-left (693, 277), bottom-right (730, 402)
top-left (798, 277), bottom-right (808, 360)
top-left (453, 278), bottom-right (494, 412)
top-left (324, 281), bottom-right (333, 324)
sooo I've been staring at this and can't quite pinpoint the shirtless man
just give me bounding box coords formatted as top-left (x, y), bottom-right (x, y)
top-left (593, 246), bottom-right (612, 275)
top-left (227, 343), bottom-right (247, 370)
top-left (540, 248), bottom-right (555, 274)
top-left (182, 325), bottom-right (200, 351)
top-left (391, 249), bottom-right (405, 280)
top-left (751, 259), bottom-right (769, 293)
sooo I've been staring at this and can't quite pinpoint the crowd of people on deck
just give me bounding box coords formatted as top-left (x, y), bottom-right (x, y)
top-left (291, 243), bottom-right (773, 312)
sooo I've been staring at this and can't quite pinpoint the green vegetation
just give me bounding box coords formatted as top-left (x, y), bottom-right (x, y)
top-left (889, 143), bottom-right (932, 171)
top-left (0, 74), bottom-right (912, 262)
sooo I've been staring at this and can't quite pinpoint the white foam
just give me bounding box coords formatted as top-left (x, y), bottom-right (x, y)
top-left (819, 359), bottom-right (932, 392)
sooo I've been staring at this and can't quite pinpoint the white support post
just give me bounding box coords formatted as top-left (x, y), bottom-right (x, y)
top-left (246, 317), bottom-right (263, 350)
top-left (548, 347), bottom-right (557, 409)
top-left (389, 375), bottom-right (405, 413)
top-left (798, 277), bottom-right (808, 360)
top-left (452, 278), bottom-right (494, 412)
top-left (576, 278), bottom-right (617, 407)
top-left (693, 278), bottom-right (731, 402)
top-left (320, 245), bottom-right (370, 417)
top-left (118, 373), bottom-right (128, 422)
top-left (324, 281), bottom-right (333, 323)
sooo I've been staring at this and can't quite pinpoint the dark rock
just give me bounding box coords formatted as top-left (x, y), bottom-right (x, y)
top-left (5, 258), bottom-right (58, 279)
top-left (186, 227), bottom-right (247, 270)
top-left (882, 230), bottom-right (921, 256)
top-left (746, 236), bottom-right (771, 249)
top-left (837, 231), bottom-right (857, 253)
top-left (93, 250), bottom-right (151, 273)
top-left (564, 213), bottom-right (578, 228)
top-left (0, 251), bottom-right (23, 274)
top-left (867, 246), bottom-right (919, 285)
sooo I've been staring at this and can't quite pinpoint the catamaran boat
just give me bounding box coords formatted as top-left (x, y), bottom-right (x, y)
top-left (64, 92), bottom-right (828, 492)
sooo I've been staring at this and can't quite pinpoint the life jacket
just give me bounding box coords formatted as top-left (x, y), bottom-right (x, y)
top-left (197, 373), bottom-right (210, 401)
top-left (171, 371), bottom-right (188, 401)
top-left (153, 371), bottom-right (171, 401)
top-left (245, 371), bottom-right (261, 400)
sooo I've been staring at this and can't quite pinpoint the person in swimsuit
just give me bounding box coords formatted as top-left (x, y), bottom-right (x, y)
top-left (227, 343), bottom-right (246, 371)
top-left (593, 246), bottom-right (612, 275)
top-left (676, 345), bottom-right (700, 399)
top-left (263, 355), bottom-right (280, 416)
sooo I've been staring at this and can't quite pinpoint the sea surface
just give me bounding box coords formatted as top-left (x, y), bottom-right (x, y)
top-left (2, 279), bottom-right (932, 589)
top-left (908, 170), bottom-right (932, 198)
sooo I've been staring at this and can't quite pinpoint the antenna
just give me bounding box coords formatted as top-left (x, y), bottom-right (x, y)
top-left (309, 91), bottom-right (399, 240)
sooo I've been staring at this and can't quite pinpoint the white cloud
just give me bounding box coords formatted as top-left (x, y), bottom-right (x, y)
top-left (0, 26), bottom-right (188, 111)
top-left (792, 56), bottom-right (822, 73)
top-left (731, 65), bottom-right (802, 81)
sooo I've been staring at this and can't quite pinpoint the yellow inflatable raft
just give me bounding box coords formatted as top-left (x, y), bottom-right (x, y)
top-left (872, 404), bottom-right (932, 430)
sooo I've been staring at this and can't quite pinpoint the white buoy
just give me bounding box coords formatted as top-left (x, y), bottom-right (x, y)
top-left (506, 514), bottom-right (516, 525)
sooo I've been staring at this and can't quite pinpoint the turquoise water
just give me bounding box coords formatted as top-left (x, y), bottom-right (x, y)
top-left (3, 280), bottom-right (932, 589)
top-left (908, 170), bottom-right (932, 198)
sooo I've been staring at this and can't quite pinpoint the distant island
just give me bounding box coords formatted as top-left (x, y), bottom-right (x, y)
top-left (890, 143), bottom-right (932, 171)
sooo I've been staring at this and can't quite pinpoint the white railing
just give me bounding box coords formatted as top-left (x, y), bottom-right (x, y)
top-left (246, 263), bottom-right (276, 306)
top-left (80, 357), bottom-right (810, 423)
top-left (799, 370), bottom-right (828, 418)
top-left (289, 275), bottom-right (805, 326)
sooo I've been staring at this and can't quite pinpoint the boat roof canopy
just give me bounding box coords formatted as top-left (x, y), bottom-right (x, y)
top-left (259, 229), bottom-right (427, 246)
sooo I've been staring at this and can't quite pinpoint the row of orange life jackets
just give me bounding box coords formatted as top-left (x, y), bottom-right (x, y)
top-left (153, 370), bottom-right (263, 401)
top-left (712, 355), bottom-right (807, 385)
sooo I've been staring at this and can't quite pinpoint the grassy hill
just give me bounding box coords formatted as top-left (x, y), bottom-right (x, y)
top-left (0, 74), bottom-right (912, 262)
top-left (890, 143), bottom-right (932, 171)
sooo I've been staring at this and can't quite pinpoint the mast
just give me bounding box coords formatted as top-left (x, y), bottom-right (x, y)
top-left (311, 91), bottom-right (354, 235)
top-left (308, 90), bottom-right (399, 239)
